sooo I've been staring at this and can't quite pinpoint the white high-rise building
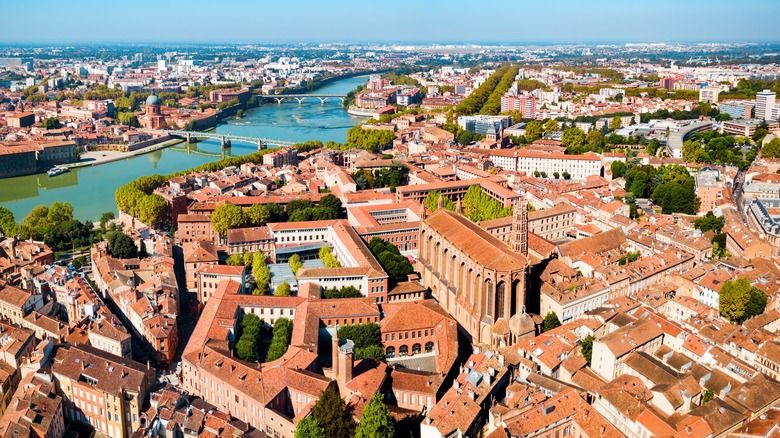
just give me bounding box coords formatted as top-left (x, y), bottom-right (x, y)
top-left (756, 89), bottom-right (776, 121)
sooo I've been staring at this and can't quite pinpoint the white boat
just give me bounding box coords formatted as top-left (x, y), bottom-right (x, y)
top-left (47, 166), bottom-right (69, 177)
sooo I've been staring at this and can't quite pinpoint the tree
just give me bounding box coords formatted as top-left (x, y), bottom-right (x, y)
top-left (354, 344), bottom-right (386, 361)
top-left (211, 203), bottom-right (246, 237)
top-left (762, 138), bottom-right (780, 158)
top-left (138, 194), bottom-right (167, 226)
top-left (609, 116), bottom-right (622, 131)
top-left (117, 112), bottom-right (140, 128)
top-left (72, 255), bottom-right (87, 270)
top-left (275, 281), bottom-right (292, 297)
top-left (581, 335), bottom-right (594, 366)
top-left (106, 232), bottom-right (138, 259)
top-left (745, 288), bottom-right (768, 321)
top-left (587, 130), bottom-right (605, 148)
top-left (41, 118), bottom-right (61, 129)
top-left (311, 387), bottom-right (356, 438)
top-left (562, 171), bottom-right (571, 180)
top-left (24, 205), bottom-right (51, 229)
top-left (246, 204), bottom-right (270, 226)
top-left (368, 238), bottom-right (414, 284)
top-left (47, 202), bottom-right (73, 224)
top-left (611, 161), bottom-right (627, 179)
top-left (702, 389), bottom-right (714, 404)
top-left (461, 186), bottom-right (512, 222)
top-left (544, 119), bottom-right (559, 134)
top-left (562, 127), bottom-right (586, 150)
top-left (355, 393), bottom-right (395, 438)
top-left (99, 211), bottom-right (115, 230)
top-left (719, 278), bottom-right (752, 323)
top-left (252, 251), bottom-right (270, 295)
top-left (138, 241), bottom-right (149, 259)
top-left (525, 121), bottom-right (543, 141)
top-left (683, 140), bottom-right (705, 163)
top-left (662, 164), bottom-right (690, 185)
top-left (289, 254), bottom-right (303, 277)
top-left (295, 416), bottom-right (326, 438)
top-left (694, 212), bottom-right (725, 234)
top-left (698, 102), bottom-right (712, 116)
top-left (318, 194), bottom-right (343, 218)
top-left (319, 246), bottom-right (340, 268)
top-left (542, 312), bottom-right (561, 332)
top-left (423, 190), bottom-right (455, 213)
top-left (0, 207), bottom-right (15, 235)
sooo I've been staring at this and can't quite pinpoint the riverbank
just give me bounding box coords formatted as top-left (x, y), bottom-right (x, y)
top-left (346, 105), bottom-right (379, 117)
top-left (63, 138), bottom-right (186, 169)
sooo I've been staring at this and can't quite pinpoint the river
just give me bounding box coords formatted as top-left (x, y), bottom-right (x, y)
top-left (0, 75), bottom-right (368, 222)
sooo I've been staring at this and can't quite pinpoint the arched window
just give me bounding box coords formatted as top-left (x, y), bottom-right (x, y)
top-left (385, 346), bottom-right (395, 358)
top-left (496, 281), bottom-right (506, 318)
top-left (399, 345), bottom-right (409, 357)
top-left (485, 279), bottom-right (494, 318)
top-left (425, 342), bottom-right (434, 353)
top-left (412, 343), bottom-right (421, 355)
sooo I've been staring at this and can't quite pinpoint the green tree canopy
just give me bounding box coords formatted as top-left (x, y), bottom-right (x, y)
top-left (289, 253), bottom-right (303, 277)
top-left (41, 117), bottom-right (61, 129)
top-left (610, 161), bottom-right (627, 179)
top-left (544, 119), bottom-right (559, 134)
top-left (762, 138), bottom-right (780, 158)
top-left (525, 121), bottom-right (543, 142)
top-left (542, 312), bottom-right (561, 332)
top-left (246, 204), bottom-right (270, 227)
top-left (295, 416), bottom-right (326, 438)
top-left (719, 278), bottom-right (752, 323)
top-left (355, 393), bottom-right (395, 438)
top-left (211, 203), bottom-right (247, 237)
top-left (252, 251), bottom-right (270, 295)
top-left (106, 231), bottom-right (138, 259)
top-left (581, 335), bottom-right (594, 366)
top-left (274, 281), bottom-right (292, 297)
top-left (311, 387), bottom-right (356, 438)
top-left (0, 207), bottom-right (15, 236)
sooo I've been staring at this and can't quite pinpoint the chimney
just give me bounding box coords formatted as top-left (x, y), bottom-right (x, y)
top-left (337, 339), bottom-right (355, 390)
top-left (331, 329), bottom-right (339, 379)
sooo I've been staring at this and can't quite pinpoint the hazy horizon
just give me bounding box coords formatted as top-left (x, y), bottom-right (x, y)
top-left (2, 0), bottom-right (779, 45)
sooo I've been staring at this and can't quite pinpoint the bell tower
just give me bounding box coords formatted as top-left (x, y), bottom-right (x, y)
top-left (510, 198), bottom-right (528, 255)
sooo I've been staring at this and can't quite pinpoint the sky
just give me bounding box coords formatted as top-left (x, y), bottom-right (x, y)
top-left (2, 0), bottom-right (779, 44)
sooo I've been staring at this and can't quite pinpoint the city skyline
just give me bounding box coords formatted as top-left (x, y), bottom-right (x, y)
top-left (2, 0), bottom-right (780, 44)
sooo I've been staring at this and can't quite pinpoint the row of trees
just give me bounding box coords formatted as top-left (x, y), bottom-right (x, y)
top-left (323, 126), bottom-right (395, 152)
top-left (461, 186), bottom-right (513, 222)
top-left (455, 66), bottom-right (510, 115)
top-left (210, 203), bottom-right (271, 237)
top-left (337, 322), bottom-right (384, 361)
top-left (480, 65), bottom-right (520, 115)
top-left (114, 174), bottom-right (168, 227)
top-left (367, 237), bottom-right (414, 285)
top-left (265, 318), bottom-right (293, 362)
top-left (322, 285), bottom-right (362, 299)
top-left (235, 314), bottom-right (265, 362)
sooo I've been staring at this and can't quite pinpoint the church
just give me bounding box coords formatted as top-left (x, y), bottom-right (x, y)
top-left (417, 199), bottom-right (532, 347)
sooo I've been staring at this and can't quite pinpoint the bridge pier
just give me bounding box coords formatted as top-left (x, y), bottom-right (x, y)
top-left (295, 98), bottom-right (305, 104)
top-left (258, 140), bottom-right (265, 151)
top-left (274, 98), bottom-right (284, 104)
top-left (318, 97), bottom-right (328, 104)
top-left (221, 136), bottom-right (232, 148)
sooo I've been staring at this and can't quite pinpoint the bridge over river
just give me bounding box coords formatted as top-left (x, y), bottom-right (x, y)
top-left (258, 94), bottom-right (346, 104)
top-left (166, 130), bottom-right (296, 149)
